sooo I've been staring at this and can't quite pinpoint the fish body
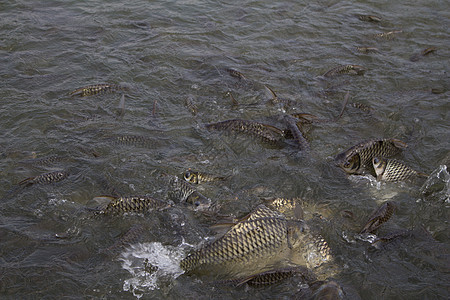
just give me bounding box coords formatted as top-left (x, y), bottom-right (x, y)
top-left (373, 30), bottom-right (402, 40)
top-left (206, 119), bottom-right (285, 145)
top-left (180, 205), bottom-right (290, 273)
top-left (183, 170), bottom-right (227, 184)
top-left (110, 135), bottom-right (153, 147)
top-left (231, 266), bottom-right (315, 287)
top-left (372, 157), bottom-right (428, 182)
top-left (18, 170), bottom-right (69, 186)
top-left (226, 68), bottom-right (246, 80)
top-left (102, 224), bottom-right (145, 256)
top-left (167, 176), bottom-right (211, 211)
top-left (335, 139), bottom-right (407, 175)
top-left (185, 96), bottom-right (198, 115)
top-left (323, 65), bottom-right (366, 77)
top-left (360, 201), bottom-right (396, 234)
top-left (350, 102), bottom-right (373, 112)
top-left (356, 47), bottom-right (380, 54)
top-left (312, 281), bottom-right (345, 300)
top-left (180, 205), bottom-right (331, 274)
top-left (357, 14), bottom-right (382, 22)
top-left (410, 46), bottom-right (437, 62)
top-left (69, 83), bottom-right (127, 97)
top-left (95, 195), bottom-right (168, 216)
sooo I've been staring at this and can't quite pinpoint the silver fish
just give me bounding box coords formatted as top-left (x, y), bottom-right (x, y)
top-left (167, 176), bottom-right (212, 211)
top-left (183, 170), bottom-right (227, 184)
top-left (93, 195), bottom-right (169, 216)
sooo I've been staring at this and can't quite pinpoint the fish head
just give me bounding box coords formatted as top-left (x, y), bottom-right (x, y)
top-left (312, 281), bottom-right (345, 300)
top-left (351, 65), bottom-right (366, 75)
top-left (183, 170), bottom-right (198, 184)
top-left (186, 192), bottom-right (212, 212)
top-left (335, 154), bottom-right (361, 174)
top-left (372, 156), bottom-right (386, 179)
top-left (288, 221), bottom-right (332, 269)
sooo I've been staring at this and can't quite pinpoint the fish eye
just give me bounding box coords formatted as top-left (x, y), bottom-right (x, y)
top-left (343, 161), bottom-right (351, 168)
top-left (194, 201), bottom-right (200, 207)
top-left (373, 157), bottom-right (379, 164)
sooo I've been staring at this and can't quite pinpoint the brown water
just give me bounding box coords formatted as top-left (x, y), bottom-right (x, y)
top-left (1, 0), bottom-right (449, 299)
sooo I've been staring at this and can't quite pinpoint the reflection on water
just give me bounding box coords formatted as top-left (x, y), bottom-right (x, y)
top-left (1, 0), bottom-right (449, 298)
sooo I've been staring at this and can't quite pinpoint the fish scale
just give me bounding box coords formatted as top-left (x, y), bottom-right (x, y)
top-left (373, 157), bottom-right (427, 182)
top-left (181, 206), bottom-right (288, 272)
top-left (18, 170), bottom-right (69, 186)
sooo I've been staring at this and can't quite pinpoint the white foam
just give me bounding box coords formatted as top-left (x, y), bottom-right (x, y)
top-left (119, 242), bottom-right (188, 298)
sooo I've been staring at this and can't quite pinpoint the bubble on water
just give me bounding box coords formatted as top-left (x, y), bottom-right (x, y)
top-left (420, 165), bottom-right (450, 203)
top-left (119, 242), bottom-right (188, 298)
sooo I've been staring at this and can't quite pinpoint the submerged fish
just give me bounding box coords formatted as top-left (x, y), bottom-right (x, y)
top-left (373, 30), bottom-right (402, 40)
top-left (69, 83), bottom-right (128, 97)
top-left (311, 280), bottom-right (345, 300)
top-left (180, 205), bottom-right (331, 274)
top-left (206, 119), bottom-right (285, 145)
top-left (183, 170), bottom-right (227, 184)
top-left (350, 102), bottom-right (373, 113)
top-left (356, 46), bottom-right (380, 54)
top-left (109, 135), bottom-right (154, 147)
top-left (360, 201), bottom-right (396, 234)
top-left (226, 68), bottom-right (246, 80)
top-left (93, 195), bottom-right (169, 216)
top-left (102, 224), bottom-right (145, 257)
top-left (17, 155), bottom-right (68, 167)
top-left (185, 96), bottom-right (198, 116)
top-left (264, 85), bottom-right (296, 107)
top-left (357, 14), bottom-right (382, 23)
top-left (18, 170), bottom-right (69, 186)
top-left (335, 138), bottom-right (407, 175)
top-left (167, 176), bottom-right (212, 211)
top-left (410, 46), bottom-right (437, 62)
top-left (372, 157), bottom-right (428, 182)
top-left (323, 65), bottom-right (366, 77)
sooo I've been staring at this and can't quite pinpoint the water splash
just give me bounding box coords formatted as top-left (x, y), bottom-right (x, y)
top-left (419, 165), bottom-right (450, 203)
top-left (119, 242), bottom-right (188, 298)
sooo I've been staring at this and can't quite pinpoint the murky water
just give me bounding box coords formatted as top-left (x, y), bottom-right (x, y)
top-left (1, 0), bottom-right (449, 299)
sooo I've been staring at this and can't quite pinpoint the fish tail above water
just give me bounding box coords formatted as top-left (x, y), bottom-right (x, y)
top-left (283, 115), bottom-right (309, 151)
top-left (360, 201), bottom-right (396, 234)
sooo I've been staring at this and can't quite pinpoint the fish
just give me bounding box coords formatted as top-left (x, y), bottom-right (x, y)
top-left (226, 91), bottom-right (239, 107)
top-left (266, 197), bottom-right (303, 220)
top-left (109, 135), bottom-right (154, 147)
top-left (311, 280), bottom-right (345, 300)
top-left (356, 47), bottom-right (380, 54)
top-left (221, 266), bottom-right (315, 287)
top-left (323, 65), bottom-right (366, 77)
top-left (93, 195), bottom-right (169, 216)
top-left (264, 85), bottom-right (296, 107)
top-left (69, 83), bottom-right (128, 97)
top-left (180, 205), bottom-right (331, 273)
top-left (180, 205), bottom-right (291, 273)
top-left (102, 224), bottom-right (145, 257)
top-left (372, 157), bottom-right (428, 182)
top-left (18, 170), bottom-right (69, 186)
top-left (17, 155), bottom-right (68, 167)
top-left (360, 201), bottom-right (396, 234)
top-left (183, 170), bottom-right (227, 184)
top-left (357, 14), bottom-right (382, 22)
top-left (334, 138), bottom-right (407, 175)
top-left (373, 30), bottom-right (402, 40)
top-left (410, 46), bottom-right (437, 62)
top-left (226, 68), bottom-right (246, 80)
top-left (283, 115), bottom-right (310, 151)
top-left (167, 176), bottom-right (212, 211)
top-left (350, 102), bottom-right (373, 113)
top-left (206, 119), bottom-right (285, 145)
top-left (185, 96), bottom-right (198, 116)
